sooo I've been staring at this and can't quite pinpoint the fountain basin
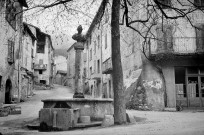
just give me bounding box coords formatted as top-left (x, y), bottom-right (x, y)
top-left (42, 98), bottom-right (114, 121)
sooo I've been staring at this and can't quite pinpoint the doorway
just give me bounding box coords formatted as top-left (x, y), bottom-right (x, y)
top-left (187, 76), bottom-right (200, 107)
top-left (5, 79), bottom-right (12, 104)
top-left (175, 67), bottom-right (204, 108)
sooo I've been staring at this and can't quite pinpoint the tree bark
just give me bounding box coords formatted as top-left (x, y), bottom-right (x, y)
top-left (111, 0), bottom-right (126, 124)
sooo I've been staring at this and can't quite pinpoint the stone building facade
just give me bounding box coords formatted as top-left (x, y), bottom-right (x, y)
top-left (54, 70), bottom-right (67, 86)
top-left (122, 0), bottom-right (204, 110)
top-left (20, 23), bottom-right (36, 101)
top-left (68, 0), bottom-right (204, 110)
top-left (145, 1), bottom-right (204, 109)
top-left (79, 1), bottom-right (113, 98)
top-left (34, 29), bottom-right (54, 86)
top-left (0, 0), bottom-right (28, 104)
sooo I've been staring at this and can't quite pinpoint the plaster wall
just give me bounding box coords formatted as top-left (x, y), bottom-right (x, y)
top-left (22, 32), bottom-right (35, 71)
top-left (162, 66), bottom-right (176, 108)
top-left (35, 37), bottom-right (53, 85)
top-left (0, 2), bottom-right (23, 103)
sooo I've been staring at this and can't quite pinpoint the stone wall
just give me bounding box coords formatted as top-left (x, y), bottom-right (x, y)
top-left (0, 1), bottom-right (23, 104)
top-left (42, 98), bottom-right (114, 121)
top-left (35, 36), bottom-right (52, 85)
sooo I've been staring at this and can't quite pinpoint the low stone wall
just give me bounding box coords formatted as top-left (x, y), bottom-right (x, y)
top-left (42, 98), bottom-right (114, 121)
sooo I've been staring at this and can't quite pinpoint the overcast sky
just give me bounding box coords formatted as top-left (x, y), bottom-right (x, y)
top-left (24, 0), bottom-right (102, 49)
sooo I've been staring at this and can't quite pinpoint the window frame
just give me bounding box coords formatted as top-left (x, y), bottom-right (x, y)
top-left (157, 0), bottom-right (172, 9)
top-left (5, 0), bottom-right (17, 30)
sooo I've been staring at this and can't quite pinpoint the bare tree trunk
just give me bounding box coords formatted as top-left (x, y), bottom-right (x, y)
top-left (111, 0), bottom-right (126, 124)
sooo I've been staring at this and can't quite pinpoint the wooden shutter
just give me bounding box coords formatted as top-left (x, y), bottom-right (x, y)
top-left (195, 24), bottom-right (204, 51)
top-left (158, 0), bottom-right (171, 8)
top-left (5, 0), bottom-right (16, 30)
top-left (7, 40), bottom-right (14, 63)
top-left (165, 25), bottom-right (173, 51)
top-left (156, 26), bottom-right (165, 52)
top-left (156, 25), bottom-right (173, 52)
top-left (194, 0), bottom-right (199, 6)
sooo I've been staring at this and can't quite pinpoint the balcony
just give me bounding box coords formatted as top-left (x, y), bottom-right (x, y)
top-left (149, 37), bottom-right (204, 60)
top-left (34, 64), bottom-right (47, 70)
top-left (102, 58), bottom-right (113, 74)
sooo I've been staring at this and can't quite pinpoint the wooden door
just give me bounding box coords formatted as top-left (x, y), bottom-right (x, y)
top-left (200, 76), bottom-right (204, 107)
top-left (187, 76), bottom-right (201, 107)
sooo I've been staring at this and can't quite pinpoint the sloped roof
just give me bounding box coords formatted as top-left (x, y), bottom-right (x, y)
top-left (86, 0), bottom-right (108, 38)
top-left (23, 22), bottom-right (36, 40)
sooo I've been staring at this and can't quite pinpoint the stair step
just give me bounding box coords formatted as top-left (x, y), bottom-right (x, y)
top-left (75, 121), bottom-right (102, 128)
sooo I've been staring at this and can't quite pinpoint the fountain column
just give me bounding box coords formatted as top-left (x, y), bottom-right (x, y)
top-left (72, 25), bottom-right (86, 98)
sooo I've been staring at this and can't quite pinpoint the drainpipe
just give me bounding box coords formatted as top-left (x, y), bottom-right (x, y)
top-left (18, 13), bottom-right (23, 103)
top-left (100, 25), bottom-right (103, 98)
top-left (53, 111), bottom-right (57, 128)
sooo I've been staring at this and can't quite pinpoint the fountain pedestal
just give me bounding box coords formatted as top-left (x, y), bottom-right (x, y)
top-left (73, 42), bottom-right (84, 98)
top-left (72, 25), bottom-right (86, 98)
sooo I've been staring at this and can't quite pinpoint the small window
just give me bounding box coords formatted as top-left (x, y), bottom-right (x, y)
top-left (105, 7), bottom-right (109, 23)
top-left (90, 35), bottom-right (92, 45)
top-left (109, 80), bottom-right (112, 98)
top-left (156, 24), bottom-right (173, 52)
top-left (90, 67), bottom-right (92, 75)
top-left (31, 49), bottom-right (34, 58)
top-left (94, 41), bottom-right (96, 54)
top-left (5, 0), bottom-right (17, 30)
top-left (175, 67), bottom-right (187, 97)
top-left (97, 59), bottom-right (100, 73)
top-left (90, 49), bottom-right (92, 61)
top-left (40, 80), bottom-right (46, 84)
top-left (98, 35), bottom-right (100, 49)
top-left (0, 76), bottom-right (2, 89)
top-left (36, 33), bottom-right (46, 53)
top-left (187, 67), bottom-right (198, 74)
top-left (94, 60), bottom-right (96, 73)
top-left (195, 24), bottom-right (204, 51)
top-left (39, 70), bottom-right (43, 74)
top-left (157, 0), bottom-right (171, 9)
top-left (194, 0), bottom-right (204, 7)
top-left (200, 67), bottom-right (204, 74)
top-left (84, 68), bottom-right (86, 77)
top-left (105, 31), bottom-right (108, 49)
top-left (25, 57), bottom-right (27, 67)
top-left (0, 1), bottom-right (5, 10)
top-left (37, 45), bottom-right (45, 53)
top-left (7, 40), bottom-right (14, 64)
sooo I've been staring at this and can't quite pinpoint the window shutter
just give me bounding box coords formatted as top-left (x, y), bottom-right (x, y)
top-left (194, 0), bottom-right (200, 6)
top-left (165, 25), bottom-right (173, 51)
top-left (5, 0), bottom-right (16, 30)
top-left (195, 24), bottom-right (204, 51)
top-left (7, 40), bottom-right (14, 63)
top-left (156, 26), bottom-right (165, 52)
top-left (156, 25), bottom-right (173, 53)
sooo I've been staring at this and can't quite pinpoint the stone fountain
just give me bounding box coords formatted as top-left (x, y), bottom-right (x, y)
top-left (38, 25), bottom-right (113, 131)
